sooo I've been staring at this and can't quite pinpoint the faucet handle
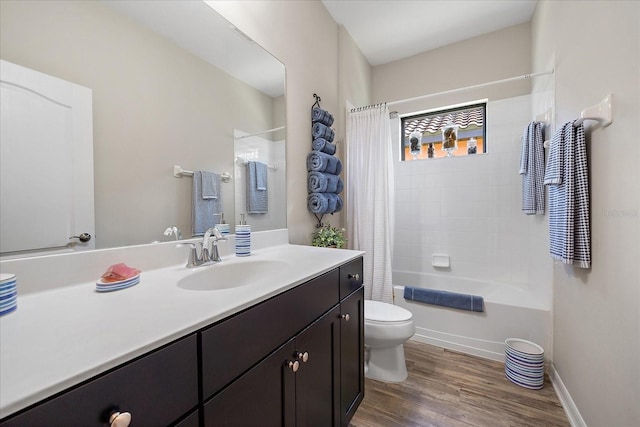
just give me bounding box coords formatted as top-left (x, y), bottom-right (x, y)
top-left (211, 226), bottom-right (227, 241)
top-left (177, 242), bottom-right (201, 268)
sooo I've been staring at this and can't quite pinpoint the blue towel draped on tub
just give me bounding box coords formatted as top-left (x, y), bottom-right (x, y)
top-left (403, 286), bottom-right (484, 312)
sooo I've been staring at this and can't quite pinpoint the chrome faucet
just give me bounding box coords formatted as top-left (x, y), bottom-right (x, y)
top-left (164, 226), bottom-right (182, 241)
top-left (204, 226), bottom-right (228, 263)
top-left (179, 226), bottom-right (227, 268)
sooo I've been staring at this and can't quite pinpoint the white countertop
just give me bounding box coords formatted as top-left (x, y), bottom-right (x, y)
top-left (0, 242), bottom-right (363, 418)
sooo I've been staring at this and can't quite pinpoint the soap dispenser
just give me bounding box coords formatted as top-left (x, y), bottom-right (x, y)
top-left (235, 214), bottom-right (251, 256)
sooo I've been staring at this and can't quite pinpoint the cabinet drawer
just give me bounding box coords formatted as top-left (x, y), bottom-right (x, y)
top-left (1, 335), bottom-right (198, 427)
top-left (201, 268), bottom-right (339, 399)
top-left (339, 257), bottom-right (363, 300)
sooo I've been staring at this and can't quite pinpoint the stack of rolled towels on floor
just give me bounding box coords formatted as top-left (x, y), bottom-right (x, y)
top-left (308, 107), bottom-right (343, 214)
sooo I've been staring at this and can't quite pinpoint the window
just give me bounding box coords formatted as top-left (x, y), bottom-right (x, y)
top-left (400, 103), bottom-right (486, 161)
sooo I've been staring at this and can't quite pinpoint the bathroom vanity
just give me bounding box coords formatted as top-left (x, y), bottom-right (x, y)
top-left (0, 239), bottom-right (364, 426)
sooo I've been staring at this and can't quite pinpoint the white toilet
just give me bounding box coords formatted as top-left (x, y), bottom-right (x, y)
top-left (364, 300), bottom-right (415, 383)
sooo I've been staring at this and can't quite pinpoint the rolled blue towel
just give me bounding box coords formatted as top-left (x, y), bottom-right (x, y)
top-left (311, 107), bottom-right (334, 127)
top-left (308, 171), bottom-right (343, 193)
top-left (307, 192), bottom-right (342, 214)
top-left (312, 138), bottom-right (337, 155)
top-left (307, 151), bottom-right (342, 175)
top-left (403, 286), bottom-right (484, 312)
top-left (312, 122), bottom-right (335, 142)
top-left (334, 193), bottom-right (343, 212)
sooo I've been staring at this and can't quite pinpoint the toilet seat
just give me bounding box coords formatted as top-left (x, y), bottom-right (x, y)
top-left (365, 300), bottom-right (412, 323)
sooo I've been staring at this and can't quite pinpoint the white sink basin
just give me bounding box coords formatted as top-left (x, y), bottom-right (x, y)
top-left (177, 259), bottom-right (291, 291)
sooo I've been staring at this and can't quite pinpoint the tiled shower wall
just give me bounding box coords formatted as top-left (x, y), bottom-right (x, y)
top-left (392, 94), bottom-right (552, 306)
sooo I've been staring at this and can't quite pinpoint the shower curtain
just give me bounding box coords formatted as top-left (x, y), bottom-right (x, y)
top-left (346, 105), bottom-right (395, 303)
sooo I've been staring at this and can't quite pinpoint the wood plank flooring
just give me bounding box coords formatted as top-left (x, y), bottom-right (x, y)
top-left (350, 340), bottom-right (570, 427)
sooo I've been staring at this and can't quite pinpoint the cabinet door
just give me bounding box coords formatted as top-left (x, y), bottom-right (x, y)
top-left (295, 306), bottom-right (341, 427)
top-left (340, 286), bottom-right (365, 427)
top-left (203, 339), bottom-right (296, 427)
top-left (1, 335), bottom-right (198, 427)
top-left (201, 268), bottom-right (339, 400)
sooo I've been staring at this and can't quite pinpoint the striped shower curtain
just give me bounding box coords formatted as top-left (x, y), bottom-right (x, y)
top-left (346, 105), bottom-right (395, 303)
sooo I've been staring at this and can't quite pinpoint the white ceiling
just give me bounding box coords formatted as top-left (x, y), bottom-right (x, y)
top-left (322, 0), bottom-right (538, 66)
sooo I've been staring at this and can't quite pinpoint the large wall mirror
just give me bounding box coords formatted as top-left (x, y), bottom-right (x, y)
top-left (0, 0), bottom-right (286, 258)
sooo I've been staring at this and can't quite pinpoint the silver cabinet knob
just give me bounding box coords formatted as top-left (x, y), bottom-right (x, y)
top-left (287, 360), bottom-right (300, 372)
top-left (348, 273), bottom-right (360, 281)
top-left (296, 351), bottom-right (309, 363)
top-left (109, 411), bottom-right (131, 427)
top-left (341, 313), bottom-right (350, 322)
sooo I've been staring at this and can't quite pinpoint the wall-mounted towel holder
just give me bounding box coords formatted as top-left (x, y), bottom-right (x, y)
top-left (173, 165), bottom-right (232, 182)
top-left (235, 157), bottom-right (277, 171)
top-left (542, 94), bottom-right (613, 148)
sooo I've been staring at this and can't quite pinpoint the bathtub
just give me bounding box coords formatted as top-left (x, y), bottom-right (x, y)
top-left (392, 271), bottom-right (551, 362)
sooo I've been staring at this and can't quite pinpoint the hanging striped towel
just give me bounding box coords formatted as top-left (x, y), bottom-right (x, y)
top-left (544, 121), bottom-right (591, 268)
top-left (519, 122), bottom-right (545, 214)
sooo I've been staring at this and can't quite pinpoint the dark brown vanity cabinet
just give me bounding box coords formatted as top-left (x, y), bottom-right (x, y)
top-left (0, 257), bottom-right (364, 427)
top-left (203, 258), bottom-right (364, 427)
top-left (0, 335), bottom-right (199, 427)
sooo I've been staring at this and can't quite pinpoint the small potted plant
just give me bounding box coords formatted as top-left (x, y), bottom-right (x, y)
top-left (312, 224), bottom-right (347, 249)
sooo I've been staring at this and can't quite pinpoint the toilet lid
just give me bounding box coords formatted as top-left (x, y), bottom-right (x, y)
top-left (365, 300), bottom-right (412, 322)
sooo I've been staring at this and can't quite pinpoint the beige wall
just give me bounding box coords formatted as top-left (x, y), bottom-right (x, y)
top-left (210, 1), bottom-right (373, 245)
top-left (532, 1), bottom-right (640, 426)
top-left (372, 23), bottom-right (532, 114)
top-left (0, 0), bottom-right (278, 248)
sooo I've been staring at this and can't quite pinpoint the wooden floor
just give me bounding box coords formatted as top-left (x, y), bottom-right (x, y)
top-left (350, 340), bottom-right (570, 427)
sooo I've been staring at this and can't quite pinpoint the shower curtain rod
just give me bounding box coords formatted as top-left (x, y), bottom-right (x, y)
top-left (234, 126), bottom-right (285, 140)
top-left (355, 70), bottom-right (554, 110)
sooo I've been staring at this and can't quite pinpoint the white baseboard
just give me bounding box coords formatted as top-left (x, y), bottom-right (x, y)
top-left (549, 362), bottom-right (587, 427)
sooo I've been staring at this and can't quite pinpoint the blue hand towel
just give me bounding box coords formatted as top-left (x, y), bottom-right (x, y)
top-left (246, 161), bottom-right (268, 214)
top-left (312, 122), bottom-right (335, 142)
top-left (254, 161), bottom-right (267, 191)
top-left (312, 138), bottom-right (337, 155)
top-left (308, 171), bottom-right (343, 194)
top-left (201, 171), bottom-right (220, 200)
top-left (307, 192), bottom-right (343, 214)
top-left (307, 151), bottom-right (342, 175)
top-left (403, 286), bottom-right (484, 312)
top-left (519, 122), bottom-right (545, 215)
top-left (192, 171), bottom-right (222, 236)
top-left (311, 107), bottom-right (334, 127)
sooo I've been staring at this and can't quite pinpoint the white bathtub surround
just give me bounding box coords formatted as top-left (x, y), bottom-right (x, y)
top-left (346, 105), bottom-right (395, 303)
top-left (392, 274), bottom-right (550, 363)
top-left (392, 94), bottom-right (552, 303)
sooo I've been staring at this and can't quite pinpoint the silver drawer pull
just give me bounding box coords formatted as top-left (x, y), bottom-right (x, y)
top-left (348, 273), bottom-right (360, 281)
top-left (287, 360), bottom-right (300, 372)
top-left (109, 411), bottom-right (131, 427)
top-left (296, 351), bottom-right (309, 363)
top-left (341, 313), bottom-right (350, 322)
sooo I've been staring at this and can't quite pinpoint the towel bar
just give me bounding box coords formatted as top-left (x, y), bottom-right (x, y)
top-left (173, 165), bottom-right (231, 182)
